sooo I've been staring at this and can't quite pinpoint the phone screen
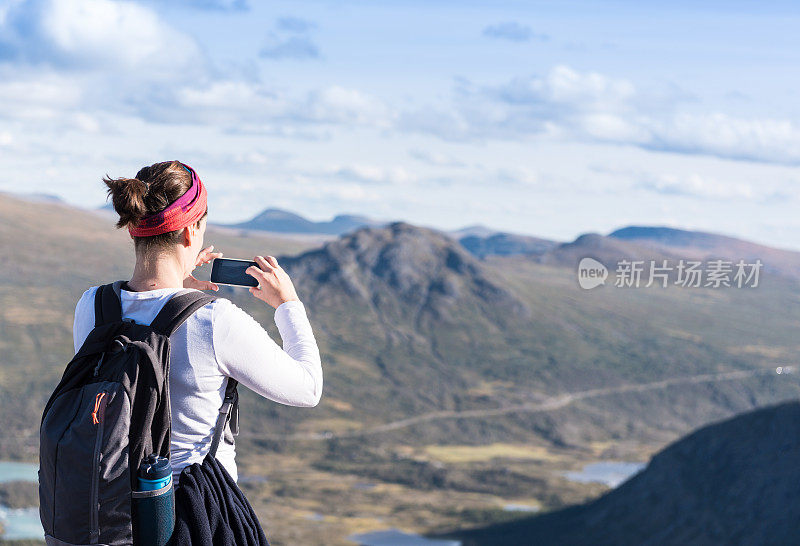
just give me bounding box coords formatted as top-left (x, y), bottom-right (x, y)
top-left (210, 258), bottom-right (260, 287)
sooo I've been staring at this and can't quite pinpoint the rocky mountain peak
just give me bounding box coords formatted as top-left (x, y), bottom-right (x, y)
top-left (281, 221), bottom-right (530, 321)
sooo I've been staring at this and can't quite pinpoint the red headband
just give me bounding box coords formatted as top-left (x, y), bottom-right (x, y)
top-left (128, 163), bottom-right (208, 237)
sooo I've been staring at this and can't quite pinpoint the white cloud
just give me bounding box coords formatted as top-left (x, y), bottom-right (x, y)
top-left (175, 81), bottom-right (286, 120)
top-left (0, 2), bottom-right (15, 26)
top-left (323, 183), bottom-right (380, 202)
top-left (408, 148), bottom-right (465, 168)
top-left (276, 16), bottom-right (315, 33)
top-left (492, 167), bottom-right (539, 187)
top-left (260, 15), bottom-right (320, 60)
top-left (0, 71), bottom-right (83, 121)
top-left (0, 0), bottom-right (212, 132)
top-left (304, 86), bottom-right (392, 127)
top-left (646, 113), bottom-right (800, 165)
top-left (636, 173), bottom-right (756, 200)
top-left (156, 0), bottom-right (248, 10)
top-left (0, 1), bottom-right (390, 138)
top-left (159, 82), bottom-right (392, 131)
top-left (400, 66), bottom-right (640, 141)
top-left (536, 65), bottom-right (636, 108)
top-left (260, 36), bottom-right (320, 60)
top-left (0, 0), bottom-right (797, 182)
top-left (483, 21), bottom-right (547, 42)
top-left (397, 107), bottom-right (472, 141)
top-left (0, 0), bottom-right (203, 76)
top-left (328, 164), bottom-right (417, 185)
top-left (401, 65), bottom-right (800, 165)
top-left (580, 112), bottom-right (646, 142)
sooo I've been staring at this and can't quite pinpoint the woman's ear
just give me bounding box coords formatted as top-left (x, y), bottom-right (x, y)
top-left (183, 225), bottom-right (195, 248)
top-left (182, 218), bottom-right (204, 248)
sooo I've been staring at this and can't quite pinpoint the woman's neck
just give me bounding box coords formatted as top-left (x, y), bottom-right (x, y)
top-left (128, 252), bottom-right (185, 291)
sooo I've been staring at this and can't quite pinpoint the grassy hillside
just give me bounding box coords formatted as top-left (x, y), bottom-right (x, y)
top-left (441, 401), bottom-right (800, 545)
top-left (3, 192), bottom-right (800, 544)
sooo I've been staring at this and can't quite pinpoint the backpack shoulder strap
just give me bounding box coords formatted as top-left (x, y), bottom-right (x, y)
top-left (94, 281), bottom-right (125, 327)
top-left (208, 377), bottom-right (239, 458)
top-left (149, 289), bottom-right (219, 337)
top-left (93, 281), bottom-right (216, 334)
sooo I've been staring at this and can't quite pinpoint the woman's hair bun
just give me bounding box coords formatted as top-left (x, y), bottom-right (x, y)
top-left (103, 176), bottom-right (150, 229)
top-left (101, 161), bottom-right (198, 250)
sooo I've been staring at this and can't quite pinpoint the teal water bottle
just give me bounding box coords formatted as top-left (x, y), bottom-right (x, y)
top-left (138, 455), bottom-right (173, 490)
top-left (132, 454), bottom-right (175, 546)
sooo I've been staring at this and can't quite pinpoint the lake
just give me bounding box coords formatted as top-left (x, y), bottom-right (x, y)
top-left (563, 461), bottom-right (646, 488)
top-left (0, 461), bottom-right (43, 541)
top-left (0, 461), bottom-right (39, 484)
top-left (348, 528), bottom-right (461, 546)
top-left (503, 503), bottom-right (539, 512)
top-left (0, 459), bottom-right (645, 542)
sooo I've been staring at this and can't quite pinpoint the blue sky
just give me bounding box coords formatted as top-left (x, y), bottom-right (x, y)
top-left (1, 0), bottom-right (799, 248)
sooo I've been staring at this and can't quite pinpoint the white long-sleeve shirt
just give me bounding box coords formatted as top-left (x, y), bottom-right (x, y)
top-left (72, 285), bottom-right (323, 483)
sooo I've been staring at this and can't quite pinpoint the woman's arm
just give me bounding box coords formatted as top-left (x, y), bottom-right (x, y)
top-left (211, 298), bottom-right (323, 407)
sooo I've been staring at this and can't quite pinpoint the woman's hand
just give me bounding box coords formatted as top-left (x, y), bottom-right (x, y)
top-left (246, 255), bottom-right (300, 309)
top-left (184, 245), bottom-right (223, 291)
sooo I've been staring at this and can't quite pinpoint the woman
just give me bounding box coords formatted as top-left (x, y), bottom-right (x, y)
top-left (71, 160), bottom-right (323, 486)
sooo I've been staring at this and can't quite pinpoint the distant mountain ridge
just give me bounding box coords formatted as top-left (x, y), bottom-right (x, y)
top-left (459, 232), bottom-right (558, 259)
top-left (610, 225), bottom-right (739, 249)
top-left (224, 207), bottom-right (387, 236)
top-left (537, 232), bottom-right (676, 267)
top-left (449, 224), bottom-right (498, 238)
top-left (0, 190), bottom-right (65, 204)
top-left (86, 193), bottom-right (800, 279)
top-left (606, 225), bottom-right (800, 280)
top-left (443, 401), bottom-right (800, 545)
top-left (458, 224), bottom-right (800, 281)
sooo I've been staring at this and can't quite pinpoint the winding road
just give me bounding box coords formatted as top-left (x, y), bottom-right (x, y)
top-left (240, 366), bottom-right (788, 442)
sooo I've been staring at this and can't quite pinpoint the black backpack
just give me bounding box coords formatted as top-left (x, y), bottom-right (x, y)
top-left (38, 280), bottom-right (239, 545)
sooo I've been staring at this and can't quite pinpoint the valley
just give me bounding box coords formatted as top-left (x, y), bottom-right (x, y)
top-left (2, 192), bottom-right (799, 544)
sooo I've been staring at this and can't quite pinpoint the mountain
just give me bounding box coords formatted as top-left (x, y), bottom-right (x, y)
top-left (263, 222), bottom-right (535, 427)
top-left (610, 226), bottom-right (744, 249)
top-left (458, 225), bottom-right (800, 284)
top-left (449, 224), bottom-right (498, 238)
top-left (441, 401), bottom-right (800, 545)
top-left (0, 190), bottom-right (64, 204)
top-left (609, 226), bottom-right (800, 281)
top-left (255, 220), bottom-right (800, 452)
top-left (459, 232), bottom-right (558, 259)
top-left (5, 191), bottom-right (800, 544)
top-left (281, 221), bottom-right (529, 319)
top-left (535, 232), bottom-right (676, 268)
top-left (225, 207), bottom-right (386, 235)
top-left (5, 189), bottom-right (800, 451)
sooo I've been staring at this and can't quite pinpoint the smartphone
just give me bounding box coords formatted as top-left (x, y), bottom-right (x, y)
top-left (210, 258), bottom-right (260, 287)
